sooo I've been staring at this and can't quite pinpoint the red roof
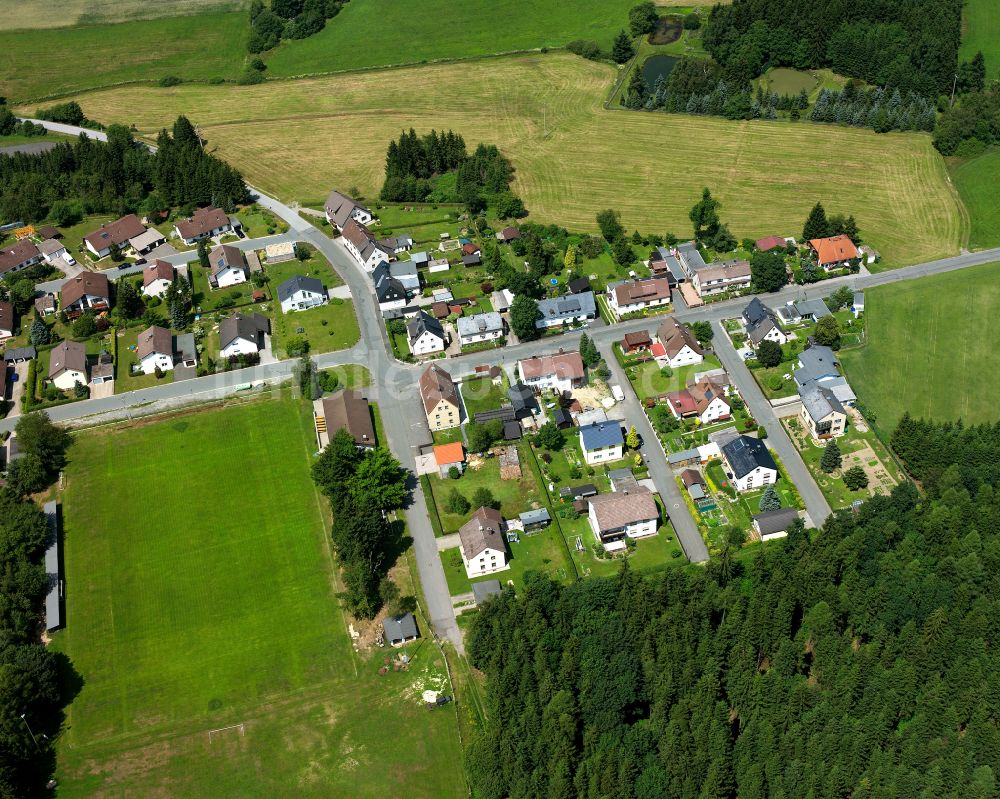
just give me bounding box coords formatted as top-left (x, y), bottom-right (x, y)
top-left (650, 342), bottom-right (667, 358)
top-left (755, 235), bottom-right (786, 252)
top-left (667, 390), bottom-right (698, 416)
top-left (809, 234), bottom-right (859, 266)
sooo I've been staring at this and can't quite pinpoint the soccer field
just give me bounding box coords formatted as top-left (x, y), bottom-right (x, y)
top-left (54, 396), bottom-right (465, 797)
top-left (63, 53), bottom-right (965, 267)
top-left (840, 261), bottom-right (1000, 433)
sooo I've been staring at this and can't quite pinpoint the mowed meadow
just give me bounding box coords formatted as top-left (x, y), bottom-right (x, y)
top-left (66, 53), bottom-right (965, 266)
top-left (3, 0), bottom-right (247, 29)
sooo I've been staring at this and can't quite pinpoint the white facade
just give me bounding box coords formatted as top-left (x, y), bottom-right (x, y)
top-left (754, 325), bottom-right (788, 347)
top-left (280, 288), bottom-right (327, 314)
top-left (52, 368), bottom-right (87, 392)
top-left (138, 351), bottom-right (174, 375)
top-left (609, 294), bottom-right (670, 316)
top-left (580, 440), bottom-right (623, 465)
top-left (215, 266), bottom-right (247, 289)
top-left (731, 464), bottom-right (777, 492)
top-left (698, 396), bottom-right (731, 424)
top-left (41, 244), bottom-right (67, 263)
top-left (143, 278), bottom-right (171, 298)
top-left (410, 329), bottom-right (446, 356)
top-left (220, 336), bottom-right (260, 360)
top-left (518, 369), bottom-right (576, 394)
top-left (667, 344), bottom-right (702, 369)
top-left (463, 546), bottom-right (509, 578)
top-left (587, 507), bottom-right (657, 541)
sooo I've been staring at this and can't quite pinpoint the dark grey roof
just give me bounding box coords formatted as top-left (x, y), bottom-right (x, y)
top-left (382, 612), bottom-right (418, 643)
top-left (567, 277), bottom-right (591, 294)
top-left (43, 501), bottom-right (61, 631)
top-left (407, 310), bottom-right (444, 342)
top-left (373, 261), bottom-right (406, 304)
top-left (667, 447), bottom-right (700, 464)
top-left (796, 345), bottom-right (839, 385)
top-left (721, 435), bottom-right (777, 479)
top-left (462, 253), bottom-right (481, 266)
top-left (753, 508), bottom-right (799, 536)
top-left (552, 408), bottom-right (573, 427)
top-left (677, 241), bottom-right (707, 271)
top-left (472, 579), bottom-right (503, 604)
top-left (219, 313), bottom-right (269, 349)
top-left (174, 332), bottom-right (196, 363)
top-left (276, 274), bottom-right (325, 303)
top-left (473, 407), bottom-right (517, 424)
top-left (742, 297), bottom-right (773, 327)
top-left (519, 508), bottom-right (551, 525)
top-left (536, 291), bottom-right (596, 323)
top-left (503, 420), bottom-right (522, 440)
top-left (794, 298), bottom-right (832, 320)
top-left (389, 260), bottom-right (418, 279)
top-left (3, 346), bottom-right (36, 361)
top-left (558, 483), bottom-right (597, 498)
top-left (801, 384), bottom-right (845, 423)
top-left (508, 383), bottom-right (538, 413)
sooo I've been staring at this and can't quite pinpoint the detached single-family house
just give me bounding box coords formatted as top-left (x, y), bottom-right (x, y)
top-left (389, 261), bottom-right (420, 292)
top-left (578, 422), bottom-right (624, 465)
top-left (457, 312), bottom-right (503, 347)
top-left (378, 234), bottom-right (414, 256)
top-left (652, 317), bottom-right (703, 368)
top-left (588, 487), bottom-right (658, 550)
top-left (517, 352), bottom-right (586, 394)
top-left (48, 340), bottom-right (88, 390)
top-left (496, 226), bottom-right (521, 243)
top-left (209, 244), bottom-right (248, 289)
top-left (742, 297), bottom-right (788, 347)
top-left (667, 379), bottom-right (731, 424)
top-left (277, 275), bottom-right (327, 313)
top-left (755, 235), bottom-right (789, 252)
top-left (83, 214), bottom-right (146, 258)
top-left (382, 613), bottom-right (418, 646)
top-left (342, 219), bottom-right (394, 270)
top-left (372, 261), bottom-right (407, 315)
top-left (459, 506), bottom-right (509, 578)
top-left (60, 272), bottom-right (111, 317)
top-left (128, 227), bottom-right (167, 256)
top-left (809, 235), bottom-right (860, 271)
top-left (753, 508), bottom-right (800, 541)
top-left (608, 277), bottom-right (672, 317)
top-left (218, 313), bottom-right (269, 359)
top-left (135, 325), bottom-right (175, 375)
top-left (692, 259), bottom-right (751, 297)
top-left (38, 238), bottom-right (68, 263)
top-left (142, 259), bottom-right (175, 298)
top-left (324, 189), bottom-right (373, 232)
top-left (852, 291), bottom-right (865, 318)
top-left (0, 239), bottom-right (43, 276)
top-left (721, 435), bottom-right (778, 492)
top-left (322, 389), bottom-right (376, 449)
top-left (433, 442), bottom-right (466, 477)
top-left (174, 206), bottom-right (232, 244)
top-left (0, 301), bottom-right (14, 340)
top-left (420, 364), bottom-right (461, 430)
top-left (408, 311), bottom-right (447, 355)
top-left (800, 384), bottom-right (847, 439)
top-left (535, 291), bottom-right (597, 329)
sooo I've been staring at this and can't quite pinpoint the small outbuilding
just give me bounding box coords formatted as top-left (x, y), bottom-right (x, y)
top-left (382, 613), bottom-right (419, 646)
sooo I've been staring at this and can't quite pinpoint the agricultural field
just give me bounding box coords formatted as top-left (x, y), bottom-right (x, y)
top-left (62, 53), bottom-right (965, 267)
top-left (4, 0), bottom-right (247, 29)
top-left (53, 396), bottom-right (465, 798)
top-left (839, 261), bottom-right (1000, 432)
top-left (951, 149), bottom-right (1000, 250)
top-left (960, 0), bottom-right (1000, 75)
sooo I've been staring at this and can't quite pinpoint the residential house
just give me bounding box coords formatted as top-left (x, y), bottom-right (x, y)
top-left (128, 227), bottom-right (167, 256)
top-left (459, 506), bottom-right (509, 578)
top-left (60, 272), bottom-right (110, 317)
top-left (341, 219), bottom-right (393, 270)
top-left (389, 261), bottom-right (420, 292)
top-left (83, 214), bottom-right (146, 258)
top-left (209, 244), bottom-right (249, 289)
top-left (324, 189), bottom-right (373, 232)
top-left (382, 613), bottom-right (418, 646)
top-left (649, 247), bottom-right (686, 283)
top-left (535, 291), bottom-right (597, 329)
top-left (419, 364), bottom-right (461, 430)
top-left (652, 317), bottom-right (703, 368)
top-left (588, 488), bottom-right (659, 550)
top-left (0, 239), bottom-right (43, 276)
top-left (852, 291), bottom-right (865, 318)
top-left (518, 352), bottom-right (586, 394)
top-left (794, 344), bottom-right (856, 405)
top-left (496, 226), bottom-right (521, 242)
top-left (433, 442), bottom-right (466, 477)
top-left (692, 259), bottom-right (751, 297)
top-left (377, 234), bottom-right (414, 255)
top-left (373, 262), bottom-right (407, 315)
top-left (622, 330), bottom-right (652, 353)
top-left (675, 241), bottom-right (708, 276)
top-left (408, 311), bottom-right (446, 355)
top-left (667, 379), bottom-right (731, 424)
top-left (608, 277), bottom-right (672, 317)
top-left (174, 206), bottom-right (232, 244)
top-left (809, 234), bottom-right (860, 271)
top-left (742, 297), bottom-right (788, 347)
top-left (508, 383), bottom-right (539, 419)
top-left (142, 260), bottom-right (175, 298)
top-left (457, 312), bottom-right (503, 347)
top-left (800, 384), bottom-right (847, 439)
top-left (218, 313), bottom-right (269, 359)
top-left (753, 508), bottom-right (800, 541)
top-left (38, 238), bottom-right (67, 263)
top-left (0, 302), bottom-right (13, 340)
top-left (681, 468), bottom-right (708, 500)
top-left (578, 422), bottom-right (624, 465)
top-left (322, 389), bottom-right (376, 449)
top-left (48, 340), bottom-right (88, 390)
top-left (721, 435), bottom-right (778, 492)
top-left (277, 275), bottom-right (327, 313)
top-left (34, 294), bottom-right (56, 317)
top-left (134, 325), bottom-right (175, 375)
top-left (755, 235), bottom-right (788, 252)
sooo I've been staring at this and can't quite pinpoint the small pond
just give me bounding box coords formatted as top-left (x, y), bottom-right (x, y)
top-left (641, 54), bottom-right (679, 87)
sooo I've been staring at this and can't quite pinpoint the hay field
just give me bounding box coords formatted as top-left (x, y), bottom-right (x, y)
top-left (4, 0), bottom-right (246, 30)
top-left (66, 53), bottom-right (965, 266)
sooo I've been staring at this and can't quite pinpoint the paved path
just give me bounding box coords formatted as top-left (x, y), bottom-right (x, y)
top-left (436, 533), bottom-right (461, 552)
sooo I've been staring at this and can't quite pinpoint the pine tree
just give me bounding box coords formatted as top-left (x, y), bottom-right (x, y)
top-left (169, 301), bottom-right (187, 331)
top-left (197, 238), bottom-right (210, 268)
top-left (759, 484), bottom-right (781, 512)
top-left (626, 69), bottom-right (649, 109)
top-left (820, 439), bottom-right (842, 473)
top-left (802, 201), bottom-right (830, 240)
top-left (579, 333), bottom-right (600, 367)
top-left (689, 187), bottom-right (721, 243)
top-left (612, 30), bottom-right (635, 64)
top-left (28, 317), bottom-right (51, 346)
top-left (116, 278), bottom-right (143, 319)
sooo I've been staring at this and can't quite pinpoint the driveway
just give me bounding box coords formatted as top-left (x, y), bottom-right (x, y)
top-left (5, 361), bottom-right (29, 418)
top-left (89, 380), bottom-right (115, 400)
top-left (436, 533), bottom-right (461, 551)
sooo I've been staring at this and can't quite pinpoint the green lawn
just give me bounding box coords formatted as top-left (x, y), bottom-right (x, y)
top-left (952, 149), bottom-right (1000, 250)
top-left (236, 205), bottom-right (290, 239)
top-left (839, 261), bottom-right (1000, 432)
top-left (321, 364), bottom-right (372, 389)
top-left (961, 0), bottom-right (1000, 77)
top-left (53, 396), bottom-right (465, 797)
top-left (460, 376), bottom-right (507, 419)
top-left (190, 267), bottom-right (260, 313)
top-left (114, 324), bottom-right (175, 392)
top-left (624, 355), bottom-right (723, 401)
top-left (266, 250), bottom-right (344, 289)
top-left (270, 298), bottom-right (360, 357)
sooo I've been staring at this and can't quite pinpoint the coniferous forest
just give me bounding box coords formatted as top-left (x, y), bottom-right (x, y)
top-left (466, 428), bottom-right (1000, 798)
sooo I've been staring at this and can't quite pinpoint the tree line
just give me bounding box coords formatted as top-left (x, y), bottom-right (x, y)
top-left (467, 454), bottom-right (1000, 797)
top-left (934, 74), bottom-right (1000, 156)
top-left (247, 0), bottom-right (344, 54)
top-left (810, 85), bottom-right (937, 133)
top-left (892, 414), bottom-right (1000, 492)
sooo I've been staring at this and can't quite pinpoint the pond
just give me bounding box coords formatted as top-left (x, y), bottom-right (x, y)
top-left (642, 55), bottom-right (679, 87)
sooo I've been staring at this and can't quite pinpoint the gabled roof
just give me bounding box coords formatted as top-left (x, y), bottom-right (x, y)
top-left (459, 506), bottom-right (505, 559)
top-left (175, 206), bottom-right (230, 239)
top-left (507, 383), bottom-right (537, 411)
top-left (373, 261), bottom-right (406, 304)
top-left (809, 234), bottom-right (859, 265)
top-left (83, 214), bottom-right (146, 250)
top-left (61, 272), bottom-right (110, 306)
top-left (219, 313), bottom-right (269, 349)
top-left (209, 244), bottom-right (246, 277)
top-left (343, 219), bottom-right (392, 262)
top-left (48, 340), bottom-right (87, 379)
top-left (589, 488), bottom-right (657, 532)
top-left (38, 238), bottom-right (65, 256)
top-left (457, 312), bottom-right (503, 338)
top-left (322, 389), bottom-right (376, 447)
top-left (742, 297), bottom-right (774, 327)
top-left (613, 278), bottom-right (671, 306)
top-left (623, 331), bottom-right (652, 348)
top-left (136, 325), bottom-right (172, 361)
top-left (419, 364), bottom-right (459, 415)
top-left (536, 291), bottom-right (596, 322)
top-left (697, 259), bottom-right (751, 283)
top-left (579, 422), bottom-right (623, 450)
top-left (433, 442), bottom-right (465, 466)
top-left (676, 240), bottom-right (707, 271)
top-left (747, 316), bottom-right (780, 346)
top-left (408, 310), bottom-right (445, 342)
top-left (0, 301), bottom-right (13, 333)
top-left (325, 189), bottom-right (370, 228)
top-left (382, 612), bottom-right (417, 642)
top-left (753, 507), bottom-right (799, 535)
top-left (756, 235), bottom-right (787, 252)
top-left (801, 384), bottom-right (845, 423)
top-left (519, 352), bottom-right (585, 381)
top-left (567, 276), bottom-right (591, 294)
top-left (721, 435), bottom-right (777, 479)
top-left (519, 508), bottom-right (550, 525)
top-left (0, 239), bottom-right (41, 273)
top-left (143, 259), bottom-right (175, 287)
top-left (655, 316), bottom-right (702, 358)
top-left (681, 468), bottom-right (706, 488)
top-left (276, 274), bottom-right (325, 303)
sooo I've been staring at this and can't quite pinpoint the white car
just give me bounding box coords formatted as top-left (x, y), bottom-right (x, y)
top-left (63, 254), bottom-right (76, 266)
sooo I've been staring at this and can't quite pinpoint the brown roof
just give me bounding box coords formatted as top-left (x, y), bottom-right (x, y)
top-left (83, 214), bottom-right (146, 250)
top-left (462, 242), bottom-right (480, 255)
top-left (623, 331), bottom-right (652, 348)
top-left (341, 218), bottom-right (374, 252)
top-left (459, 506), bottom-right (505, 559)
top-left (0, 301), bottom-right (13, 333)
top-left (809, 234), bottom-right (860, 265)
top-left (419, 364), bottom-right (459, 416)
top-left (61, 272), bottom-right (110, 307)
top-left (48, 340), bottom-right (87, 380)
top-left (38, 239), bottom-right (65, 256)
top-left (613, 277), bottom-right (671, 306)
top-left (324, 189), bottom-right (369, 228)
top-left (655, 317), bottom-right (702, 358)
top-left (36, 225), bottom-right (61, 239)
top-left (143, 259), bottom-right (175, 287)
top-left (688, 378), bottom-right (729, 414)
top-left (589, 487), bottom-right (657, 532)
top-left (322, 389), bottom-right (375, 448)
top-left (518, 352), bottom-right (585, 381)
top-left (175, 206), bottom-right (230, 239)
top-left (681, 469), bottom-right (705, 488)
top-left (431, 301), bottom-right (449, 319)
top-left (0, 239), bottom-right (40, 274)
top-left (755, 235), bottom-right (787, 252)
top-left (136, 325), bottom-right (172, 361)
top-left (498, 226), bottom-right (521, 241)
top-left (209, 244), bottom-right (246, 277)
top-left (696, 259), bottom-right (751, 283)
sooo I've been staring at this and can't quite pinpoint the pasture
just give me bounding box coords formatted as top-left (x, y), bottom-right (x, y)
top-left (4, 0), bottom-right (247, 29)
top-left (53, 396), bottom-right (464, 797)
top-left (64, 53), bottom-right (965, 266)
top-left (960, 0), bottom-right (1000, 76)
top-left (951, 148), bottom-right (1000, 250)
top-left (839, 261), bottom-right (1000, 432)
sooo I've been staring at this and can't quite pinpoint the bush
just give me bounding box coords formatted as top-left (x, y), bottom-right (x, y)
top-left (448, 466), bottom-right (461, 480)
top-left (446, 487), bottom-right (470, 514)
top-left (237, 69), bottom-right (266, 85)
top-left (158, 75), bottom-right (183, 87)
top-left (757, 426), bottom-right (768, 439)
top-left (683, 12), bottom-right (701, 30)
top-left (766, 374), bottom-right (783, 391)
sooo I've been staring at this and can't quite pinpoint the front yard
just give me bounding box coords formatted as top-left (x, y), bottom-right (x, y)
top-left (459, 375), bottom-right (507, 420)
top-left (270, 298), bottom-right (360, 357)
top-left (623, 355), bottom-right (723, 402)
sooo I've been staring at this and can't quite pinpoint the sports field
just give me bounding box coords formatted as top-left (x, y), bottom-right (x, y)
top-left (54, 396), bottom-right (464, 797)
top-left (961, 0), bottom-right (1000, 75)
top-left (65, 53), bottom-right (965, 266)
top-left (951, 149), bottom-right (1000, 250)
top-left (839, 261), bottom-right (1000, 432)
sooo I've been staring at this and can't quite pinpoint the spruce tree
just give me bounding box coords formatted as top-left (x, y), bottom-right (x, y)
top-left (197, 238), bottom-right (210, 268)
top-left (29, 317), bottom-right (51, 346)
top-left (612, 30), bottom-right (635, 64)
top-left (820, 439), bottom-right (842, 473)
top-left (116, 278), bottom-right (143, 319)
top-left (759, 484), bottom-right (781, 512)
top-left (803, 202), bottom-right (830, 240)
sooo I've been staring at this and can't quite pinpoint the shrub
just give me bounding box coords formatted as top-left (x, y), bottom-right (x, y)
top-left (683, 12), bottom-right (701, 30)
top-left (446, 487), bottom-right (470, 514)
top-left (158, 75), bottom-right (183, 87)
top-left (448, 466), bottom-right (461, 480)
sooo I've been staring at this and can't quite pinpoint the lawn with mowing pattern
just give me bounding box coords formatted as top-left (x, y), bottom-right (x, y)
top-left (960, 0), bottom-right (1000, 76)
top-left (951, 149), bottom-right (1000, 250)
top-left (61, 53), bottom-right (966, 267)
top-left (53, 396), bottom-right (465, 797)
top-left (839, 261), bottom-right (1000, 432)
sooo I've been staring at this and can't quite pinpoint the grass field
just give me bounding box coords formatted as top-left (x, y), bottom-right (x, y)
top-left (0, 12), bottom-right (249, 101)
top-left (951, 149), bottom-right (1000, 250)
top-left (840, 261), bottom-right (1000, 432)
top-left (63, 53), bottom-right (966, 266)
top-left (5, 0), bottom-right (247, 29)
top-left (54, 396), bottom-right (465, 797)
top-left (960, 0), bottom-right (1000, 76)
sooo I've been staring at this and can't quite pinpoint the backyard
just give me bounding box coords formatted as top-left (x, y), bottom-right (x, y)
top-left (622, 353), bottom-right (723, 402)
top-left (271, 298), bottom-right (360, 357)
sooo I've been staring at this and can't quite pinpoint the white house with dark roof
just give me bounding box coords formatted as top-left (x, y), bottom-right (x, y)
top-left (135, 325), bottom-right (175, 375)
top-left (324, 189), bottom-right (373, 232)
top-left (341, 219), bottom-right (393, 270)
top-left (277, 275), bottom-right (327, 313)
top-left (219, 313), bottom-right (269, 359)
top-left (800, 384), bottom-right (847, 439)
top-left (209, 245), bottom-right (248, 289)
top-left (457, 312), bottom-right (503, 347)
top-left (588, 488), bottom-right (658, 550)
top-left (48, 340), bottom-right (88, 391)
top-left (652, 317), bottom-right (703, 368)
top-left (721, 435), bottom-right (778, 492)
top-left (578, 421), bottom-right (624, 465)
top-left (535, 292), bottom-right (597, 329)
top-left (408, 311), bottom-right (446, 355)
top-left (742, 298), bottom-right (788, 347)
top-left (459, 507), bottom-right (509, 578)
top-left (373, 262), bottom-right (407, 314)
